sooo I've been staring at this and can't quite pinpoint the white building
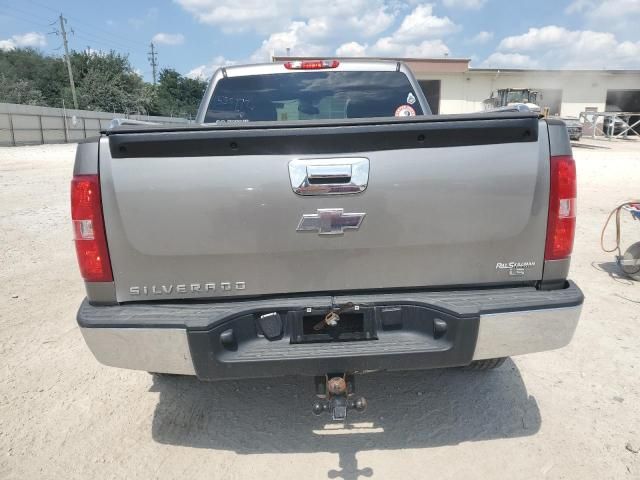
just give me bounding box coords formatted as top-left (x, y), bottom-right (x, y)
top-left (274, 57), bottom-right (640, 118)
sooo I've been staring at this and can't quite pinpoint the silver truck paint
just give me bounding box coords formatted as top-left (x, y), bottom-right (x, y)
top-left (99, 130), bottom-right (549, 302)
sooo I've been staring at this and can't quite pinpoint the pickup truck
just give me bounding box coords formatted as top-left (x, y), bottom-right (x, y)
top-left (73, 59), bottom-right (583, 419)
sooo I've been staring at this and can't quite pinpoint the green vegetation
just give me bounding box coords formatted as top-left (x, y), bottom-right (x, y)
top-left (0, 48), bottom-right (207, 118)
top-left (154, 68), bottom-right (207, 119)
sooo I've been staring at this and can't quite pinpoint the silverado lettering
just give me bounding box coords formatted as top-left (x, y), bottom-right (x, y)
top-left (129, 282), bottom-right (246, 296)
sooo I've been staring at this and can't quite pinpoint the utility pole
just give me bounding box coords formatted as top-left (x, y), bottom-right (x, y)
top-left (59, 14), bottom-right (78, 110)
top-left (148, 42), bottom-right (158, 85)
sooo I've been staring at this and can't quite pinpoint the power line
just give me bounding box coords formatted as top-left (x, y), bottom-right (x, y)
top-left (24, 0), bottom-right (149, 48)
top-left (3, 2), bottom-right (159, 84)
top-left (73, 32), bottom-right (137, 53)
top-left (3, 7), bottom-right (144, 60)
top-left (3, 1), bottom-right (147, 53)
top-left (1, 5), bottom-right (139, 54)
top-left (0, 13), bottom-right (49, 30)
top-left (148, 42), bottom-right (158, 85)
top-left (0, 2), bottom-right (57, 24)
top-left (75, 29), bottom-right (141, 53)
top-left (0, 8), bottom-right (54, 29)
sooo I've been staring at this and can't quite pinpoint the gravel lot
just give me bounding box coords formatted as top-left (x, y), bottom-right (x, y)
top-left (1, 139), bottom-right (639, 479)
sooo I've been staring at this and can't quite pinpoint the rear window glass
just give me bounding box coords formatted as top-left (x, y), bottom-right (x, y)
top-left (204, 71), bottom-right (425, 123)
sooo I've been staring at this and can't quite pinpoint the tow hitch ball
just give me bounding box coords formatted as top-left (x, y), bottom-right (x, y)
top-left (312, 374), bottom-right (367, 421)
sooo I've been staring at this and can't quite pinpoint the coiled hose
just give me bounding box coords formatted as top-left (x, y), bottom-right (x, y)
top-left (601, 200), bottom-right (640, 277)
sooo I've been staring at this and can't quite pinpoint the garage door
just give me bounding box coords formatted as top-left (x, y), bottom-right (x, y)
top-left (606, 90), bottom-right (640, 135)
top-left (418, 80), bottom-right (441, 114)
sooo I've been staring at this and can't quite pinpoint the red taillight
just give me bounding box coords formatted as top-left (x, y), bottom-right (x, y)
top-left (71, 175), bottom-right (113, 282)
top-left (284, 59), bottom-right (340, 70)
top-left (545, 155), bottom-right (576, 260)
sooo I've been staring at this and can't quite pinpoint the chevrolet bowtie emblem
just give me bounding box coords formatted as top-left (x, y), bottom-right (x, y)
top-left (297, 208), bottom-right (366, 235)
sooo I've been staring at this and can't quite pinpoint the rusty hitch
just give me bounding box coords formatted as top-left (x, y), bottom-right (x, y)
top-left (312, 373), bottom-right (367, 421)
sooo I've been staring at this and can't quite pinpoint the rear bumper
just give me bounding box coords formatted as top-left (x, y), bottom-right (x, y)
top-left (78, 282), bottom-right (583, 379)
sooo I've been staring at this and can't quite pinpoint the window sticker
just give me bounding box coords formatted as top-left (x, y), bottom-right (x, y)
top-left (395, 104), bottom-right (416, 116)
top-left (407, 92), bottom-right (416, 105)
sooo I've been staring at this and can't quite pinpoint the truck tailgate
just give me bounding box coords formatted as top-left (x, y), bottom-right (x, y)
top-left (100, 114), bottom-right (549, 302)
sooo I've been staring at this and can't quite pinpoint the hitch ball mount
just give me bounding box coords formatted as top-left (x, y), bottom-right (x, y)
top-left (312, 373), bottom-right (367, 421)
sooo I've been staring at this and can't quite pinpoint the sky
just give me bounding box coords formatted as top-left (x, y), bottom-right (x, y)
top-left (1, 0), bottom-right (640, 82)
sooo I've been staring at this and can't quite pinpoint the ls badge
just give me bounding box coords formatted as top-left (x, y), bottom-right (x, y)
top-left (297, 208), bottom-right (365, 235)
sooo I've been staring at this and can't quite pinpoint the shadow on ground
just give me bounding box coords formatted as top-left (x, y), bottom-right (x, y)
top-left (571, 142), bottom-right (610, 149)
top-left (150, 360), bottom-right (539, 479)
top-left (592, 261), bottom-right (636, 284)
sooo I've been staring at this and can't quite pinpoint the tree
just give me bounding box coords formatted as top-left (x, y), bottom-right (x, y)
top-left (72, 50), bottom-right (152, 114)
top-left (0, 48), bottom-right (67, 107)
top-left (0, 75), bottom-right (46, 105)
top-left (0, 47), bottom-right (204, 119)
top-left (153, 68), bottom-right (206, 118)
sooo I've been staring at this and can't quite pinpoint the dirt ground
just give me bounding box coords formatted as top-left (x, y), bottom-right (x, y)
top-left (1, 138), bottom-right (639, 480)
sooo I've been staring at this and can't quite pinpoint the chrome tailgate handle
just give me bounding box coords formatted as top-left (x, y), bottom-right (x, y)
top-left (289, 158), bottom-right (369, 196)
top-left (306, 164), bottom-right (352, 182)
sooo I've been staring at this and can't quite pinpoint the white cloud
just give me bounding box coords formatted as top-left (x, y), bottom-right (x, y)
top-left (566, 0), bottom-right (640, 15)
top-left (593, 0), bottom-right (640, 16)
top-left (333, 4), bottom-right (454, 58)
top-left (175, 0), bottom-right (287, 33)
top-left (370, 38), bottom-right (450, 57)
top-left (564, 0), bottom-right (591, 14)
top-left (565, 0), bottom-right (640, 35)
top-left (442, 0), bottom-right (487, 9)
top-left (335, 41), bottom-right (367, 56)
top-left (470, 30), bottom-right (493, 43)
top-left (186, 56), bottom-right (237, 79)
top-left (176, 1), bottom-right (455, 68)
top-left (393, 4), bottom-right (459, 41)
top-left (175, 0), bottom-right (395, 37)
top-left (249, 21), bottom-right (328, 62)
top-left (484, 25), bottom-right (640, 68)
top-left (245, 2), bottom-right (405, 62)
top-left (481, 52), bottom-right (538, 68)
top-left (335, 37), bottom-right (450, 58)
top-left (498, 26), bottom-right (569, 51)
top-left (152, 33), bottom-right (185, 45)
top-left (13, 32), bottom-right (46, 47)
top-left (344, 8), bottom-right (395, 37)
top-left (0, 32), bottom-right (46, 51)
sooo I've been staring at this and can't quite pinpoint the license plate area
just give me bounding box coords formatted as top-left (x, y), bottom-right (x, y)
top-left (291, 309), bottom-right (377, 343)
top-left (188, 302), bottom-right (481, 380)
